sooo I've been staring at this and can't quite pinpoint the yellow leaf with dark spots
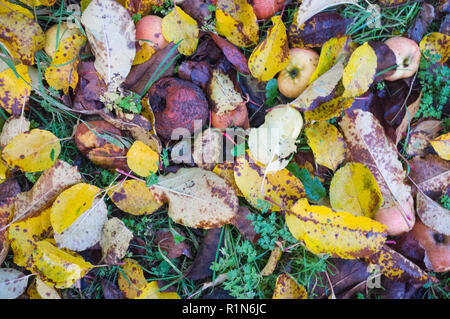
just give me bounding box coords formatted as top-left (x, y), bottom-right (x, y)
top-left (272, 273), bottom-right (307, 299)
top-left (118, 258), bottom-right (147, 299)
top-left (2, 129), bottom-right (60, 172)
top-left (213, 162), bottom-right (243, 197)
top-left (127, 140), bottom-right (159, 177)
top-left (132, 42), bottom-right (156, 65)
top-left (286, 198), bottom-right (387, 258)
top-left (135, 281), bottom-right (180, 299)
top-left (248, 15), bottom-right (289, 81)
top-left (0, 64), bottom-right (31, 115)
top-left (419, 32), bottom-right (449, 63)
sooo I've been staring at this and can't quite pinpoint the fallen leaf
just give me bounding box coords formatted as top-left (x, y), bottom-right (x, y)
top-left (210, 33), bottom-right (250, 75)
top-left (342, 42), bottom-right (378, 98)
top-left (0, 198), bottom-right (13, 265)
top-left (154, 167), bottom-right (238, 229)
top-left (117, 258), bottom-right (147, 299)
top-left (295, 0), bottom-right (358, 27)
top-left (430, 133), bottom-right (450, 160)
top-left (419, 32), bottom-right (449, 63)
top-left (161, 6), bottom-right (199, 56)
top-left (215, 0), bottom-right (259, 48)
top-left (101, 279), bottom-right (125, 299)
top-left (0, 64), bottom-right (31, 115)
top-left (329, 162), bottom-right (383, 217)
top-left (272, 273), bottom-right (307, 299)
top-left (0, 0), bottom-right (34, 18)
top-left (135, 281), bottom-right (180, 299)
top-left (81, 0), bottom-right (136, 91)
top-left (234, 152), bottom-right (306, 211)
top-left (108, 180), bottom-right (163, 216)
top-left (31, 240), bottom-right (94, 288)
top-left (0, 268), bottom-right (29, 299)
top-left (132, 42), bottom-right (156, 66)
top-left (54, 197), bottom-right (108, 251)
top-left (127, 140), bottom-right (159, 177)
top-left (394, 92), bottom-right (423, 146)
top-left (0, 115), bottom-right (30, 148)
top-left (45, 34), bottom-right (86, 94)
top-left (286, 198), bottom-right (387, 259)
top-left (368, 40), bottom-right (397, 83)
top-left (230, 206), bottom-right (259, 244)
top-left (2, 129), bottom-right (60, 173)
top-left (99, 217), bottom-right (133, 265)
top-left (305, 121), bottom-right (347, 171)
top-left (0, 9), bottom-right (45, 65)
top-left (13, 159), bottom-right (82, 223)
top-left (303, 96), bottom-right (354, 122)
top-left (261, 245), bottom-right (282, 276)
top-left (34, 277), bottom-right (61, 299)
top-left (213, 162), bottom-right (243, 197)
top-left (339, 109), bottom-right (412, 209)
top-left (248, 15), bottom-right (289, 82)
top-left (407, 3), bottom-right (436, 43)
top-left (366, 245), bottom-right (437, 285)
top-left (405, 120), bottom-right (442, 156)
top-left (116, 0), bottom-right (163, 17)
top-left (155, 228), bottom-right (192, 259)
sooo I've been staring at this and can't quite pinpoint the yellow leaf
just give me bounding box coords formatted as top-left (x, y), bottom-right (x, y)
top-left (17, 0), bottom-right (56, 6)
top-left (2, 129), bottom-right (60, 172)
top-left (308, 35), bottom-right (356, 84)
top-left (31, 240), bottom-right (94, 288)
top-left (329, 162), bottom-right (383, 217)
top-left (430, 133), bottom-right (450, 160)
top-left (304, 96), bottom-right (354, 122)
top-left (116, 0), bottom-right (163, 16)
top-left (261, 245), bottom-right (282, 276)
top-left (161, 6), bottom-right (199, 56)
top-left (45, 34), bottom-right (86, 94)
top-left (0, 0), bottom-right (34, 19)
top-left (118, 258), bottom-right (147, 299)
top-left (342, 42), bottom-right (377, 98)
top-left (215, 0), bottom-right (258, 48)
top-left (108, 180), bottom-right (163, 215)
top-left (99, 217), bottom-right (133, 265)
top-left (286, 198), bottom-right (387, 258)
top-left (419, 32), bottom-right (449, 63)
top-left (272, 273), bottom-right (307, 299)
top-left (248, 15), bottom-right (289, 81)
top-left (0, 64), bottom-right (31, 115)
top-left (213, 162), bottom-right (243, 197)
top-left (34, 277), bottom-right (61, 299)
top-left (132, 42), bottom-right (156, 65)
top-left (8, 208), bottom-right (52, 268)
top-left (135, 281), bottom-right (180, 299)
top-left (127, 140), bottom-right (159, 177)
top-left (0, 153), bottom-right (8, 183)
top-left (0, 9), bottom-right (45, 65)
top-left (234, 152), bottom-right (306, 212)
top-left (50, 183), bottom-right (101, 234)
top-left (305, 121), bottom-right (346, 171)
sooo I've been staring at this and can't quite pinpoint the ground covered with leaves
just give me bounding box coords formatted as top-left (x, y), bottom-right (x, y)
top-left (0, 0), bottom-right (449, 300)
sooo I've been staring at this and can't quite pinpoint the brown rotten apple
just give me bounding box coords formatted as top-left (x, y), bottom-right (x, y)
top-left (277, 48), bottom-right (319, 99)
top-left (384, 36), bottom-right (421, 81)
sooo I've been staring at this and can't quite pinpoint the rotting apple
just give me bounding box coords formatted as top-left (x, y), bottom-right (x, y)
top-left (374, 196), bottom-right (416, 236)
top-left (44, 22), bottom-right (81, 59)
top-left (251, 0), bottom-right (284, 20)
top-left (384, 36), bottom-right (421, 81)
top-left (135, 15), bottom-right (168, 50)
top-left (277, 48), bottom-right (319, 99)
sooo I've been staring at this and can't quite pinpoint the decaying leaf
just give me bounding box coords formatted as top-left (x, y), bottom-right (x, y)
top-left (230, 206), bottom-right (259, 244)
top-left (342, 42), bottom-right (378, 98)
top-left (405, 119), bottom-right (441, 156)
top-left (99, 217), bottom-right (133, 265)
top-left (0, 9), bottom-right (45, 65)
top-left (210, 32), bottom-right (250, 75)
top-left (45, 34), bottom-right (86, 94)
top-left (395, 92), bottom-right (423, 146)
top-left (2, 129), bottom-right (60, 173)
top-left (329, 162), bottom-right (383, 217)
top-left (135, 281), bottom-right (180, 299)
top-left (33, 277), bottom-right (61, 299)
top-left (339, 109), bottom-right (411, 209)
top-left (295, 0), bottom-right (358, 27)
top-left (286, 199), bottom-right (387, 259)
top-left (81, 0), bottom-right (136, 91)
top-left (31, 240), bottom-right (94, 288)
top-left (366, 245), bottom-right (437, 284)
top-left (303, 96), bottom-right (354, 122)
top-left (0, 198), bottom-right (13, 265)
top-left (248, 15), bottom-right (289, 82)
top-left (208, 69), bottom-right (244, 115)
top-left (305, 121), bottom-right (347, 171)
top-left (153, 167), bottom-right (238, 229)
top-left (54, 198), bottom-right (108, 251)
top-left (8, 208), bottom-right (52, 268)
top-left (213, 162), bottom-right (243, 197)
top-left (0, 115), bottom-right (30, 148)
top-left (0, 64), bottom-right (31, 115)
top-left (272, 273), bottom-right (307, 299)
top-left (13, 159), bottom-right (82, 223)
top-left (161, 6), bottom-right (199, 56)
top-left (234, 152), bottom-right (306, 211)
top-left (430, 133), bottom-right (450, 161)
top-left (132, 42), bottom-right (156, 66)
top-left (116, 0), bottom-right (163, 17)
top-left (0, 268), bottom-right (29, 299)
top-left (108, 180), bottom-right (163, 216)
top-left (118, 258), bottom-right (147, 299)
top-left (261, 245), bottom-right (282, 276)
top-left (155, 229), bottom-right (191, 259)
top-left (419, 32), bottom-right (449, 63)
top-left (215, 0), bottom-right (259, 48)
top-left (127, 140), bottom-right (159, 177)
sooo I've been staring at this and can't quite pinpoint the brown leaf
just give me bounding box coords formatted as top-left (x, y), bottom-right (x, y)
top-left (230, 206), bottom-right (259, 244)
top-left (261, 244), bottom-right (282, 276)
top-left (368, 41), bottom-right (397, 83)
top-left (0, 198), bottom-right (14, 265)
top-left (408, 3), bottom-right (436, 43)
top-left (185, 228), bottom-right (224, 281)
top-left (405, 119), bottom-right (442, 156)
top-left (155, 229), bottom-right (192, 259)
top-left (178, 61), bottom-right (212, 90)
top-left (210, 33), bottom-right (250, 75)
top-left (180, 0), bottom-right (211, 25)
top-left (101, 279), bottom-right (125, 299)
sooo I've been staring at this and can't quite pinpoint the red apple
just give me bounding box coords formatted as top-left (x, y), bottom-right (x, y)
top-left (277, 48), bottom-right (319, 99)
top-left (252, 0), bottom-right (284, 20)
top-left (384, 36), bottom-right (421, 81)
top-left (375, 197), bottom-right (416, 236)
top-left (135, 15), bottom-right (168, 50)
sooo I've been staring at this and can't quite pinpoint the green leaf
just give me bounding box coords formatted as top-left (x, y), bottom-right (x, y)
top-left (265, 78), bottom-right (278, 107)
top-left (286, 163), bottom-right (326, 202)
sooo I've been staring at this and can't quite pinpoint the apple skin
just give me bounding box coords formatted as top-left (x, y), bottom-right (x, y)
top-left (375, 197), bottom-right (415, 236)
top-left (384, 37), bottom-right (421, 81)
top-left (135, 15), bottom-right (168, 50)
top-left (252, 0), bottom-right (284, 20)
top-left (277, 48), bottom-right (319, 99)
